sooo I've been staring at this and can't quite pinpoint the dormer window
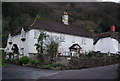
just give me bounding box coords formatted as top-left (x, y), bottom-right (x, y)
top-left (21, 28), bottom-right (26, 41)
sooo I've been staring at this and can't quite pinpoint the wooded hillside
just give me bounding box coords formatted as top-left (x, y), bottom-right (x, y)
top-left (2, 2), bottom-right (120, 47)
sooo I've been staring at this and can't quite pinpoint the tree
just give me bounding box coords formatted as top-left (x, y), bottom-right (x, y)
top-left (35, 30), bottom-right (48, 63)
top-left (46, 40), bottom-right (59, 64)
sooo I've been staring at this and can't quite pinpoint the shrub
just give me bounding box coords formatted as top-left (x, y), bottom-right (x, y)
top-left (42, 64), bottom-right (51, 69)
top-left (2, 62), bottom-right (5, 66)
top-left (6, 58), bottom-right (11, 62)
top-left (98, 53), bottom-right (106, 57)
top-left (10, 58), bottom-right (16, 63)
top-left (6, 58), bottom-right (17, 63)
top-left (30, 60), bottom-right (39, 64)
top-left (42, 62), bottom-right (67, 70)
top-left (86, 52), bottom-right (93, 58)
top-left (51, 62), bottom-right (66, 68)
top-left (19, 56), bottom-right (30, 65)
top-left (80, 53), bottom-right (88, 58)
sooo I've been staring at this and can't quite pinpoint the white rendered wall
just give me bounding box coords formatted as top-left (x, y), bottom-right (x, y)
top-left (7, 29), bottom-right (93, 56)
top-left (92, 37), bottom-right (119, 54)
top-left (46, 31), bottom-right (93, 54)
top-left (28, 29), bottom-right (38, 54)
top-left (29, 29), bottom-right (93, 55)
top-left (6, 32), bottom-right (29, 57)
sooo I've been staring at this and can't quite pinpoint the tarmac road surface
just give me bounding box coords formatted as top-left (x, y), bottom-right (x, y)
top-left (2, 63), bottom-right (118, 80)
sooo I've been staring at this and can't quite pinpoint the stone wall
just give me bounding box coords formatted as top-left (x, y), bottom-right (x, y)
top-left (29, 53), bottom-right (38, 60)
top-left (69, 56), bottom-right (120, 69)
top-left (57, 56), bottom-right (70, 65)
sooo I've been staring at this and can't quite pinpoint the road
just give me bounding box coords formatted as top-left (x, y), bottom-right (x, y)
top-left (2, 64), bottom-right (118, 80)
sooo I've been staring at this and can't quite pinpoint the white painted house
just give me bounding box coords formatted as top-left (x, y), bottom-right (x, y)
top-left (92, 25), bottom-right (120, 54)
top-left (5, 11), bottom-right (93, 59)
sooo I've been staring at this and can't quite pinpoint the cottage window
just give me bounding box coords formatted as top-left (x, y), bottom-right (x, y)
top-left (60, 35), bottom-right (65, 42)
top-left (72, 36), bottom-right (75, 43)
top-left (82, 38), bottom-right (86, 45)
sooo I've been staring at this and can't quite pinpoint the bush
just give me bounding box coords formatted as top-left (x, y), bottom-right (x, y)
top-left (30, 60), bottom-right (39, 64)
top-left (6, 58), bottom-right (10, 62)
top-left (42, 62), bottom-right (67, 70)
top-left (86, 52), bottom-right (93, 58)
top-left (19, 56), bottom-right (30, 65)
top-left (98, 53), bottom-right (106, 57)
top-left (10, 58), bottom-right (16, 63)
top-left (6, 58), bottom-right (17, 63)
top-left (42, 64), bottom-right (51, 69)
top-left (51, 62), bottom-right (66, 68)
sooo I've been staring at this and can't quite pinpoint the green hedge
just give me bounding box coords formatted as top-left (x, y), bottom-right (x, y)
top-left (6, 56), bottom-right (40, 65)
top-left (6, 58), bottom-right (17, 63)
top-left (19, 56), bottom-right (30, 65)
top-left (30, 60), bottom-right (39, 64)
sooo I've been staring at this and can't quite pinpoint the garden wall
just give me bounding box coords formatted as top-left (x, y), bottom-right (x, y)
top-left (57, 57), bottom-right (70, 65)
top-left (69, 56), bottom-right (120, 69)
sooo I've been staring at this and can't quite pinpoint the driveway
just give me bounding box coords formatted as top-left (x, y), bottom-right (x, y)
top-left (2, 63), bottom-right (118, 80)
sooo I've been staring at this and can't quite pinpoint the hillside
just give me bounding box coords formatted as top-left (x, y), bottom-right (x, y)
top-left (2, 2), bottom-right (120, 47)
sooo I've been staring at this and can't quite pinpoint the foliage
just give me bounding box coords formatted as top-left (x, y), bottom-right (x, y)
top-left (81, 51), bottom-right (94, 58)
top-left (46, 41), bottom-right (59, 63)
top-left (30, 60), bottom-right (39, 64)
top-left (9, 58), bottom-right (16, 63)
top-left (85, 52), bottom-right (94, 58)
top-left (19, 56), bottom-right (30, 65)
top-left (35, 30), bottom-right (49, 63)
top-left (35, 30), bottom-right (48, 54)
top-left (82, 52), bottom-right (106, 58)
top-left (42, 64), bottom-right (51, 69)
top-left (6, 58), bottom-right (17, 63)
top-left (73, 20), bottom-right (98, 31)
top-left (98, 53), bottom-right (106, 57)
top-left (42, 62), bottom-right (67, 70)
top-left (50, 62), bottom-right (66, 68)
top-left (79, 53), bottom-right (88, 58)
top-left (2, 3), bottom-right (120, 47)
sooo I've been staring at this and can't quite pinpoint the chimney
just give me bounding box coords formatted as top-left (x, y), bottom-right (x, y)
top-left (110, 25), bottom-right (116, 32)
top-left (62, 10), bottom-right (69, 25)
